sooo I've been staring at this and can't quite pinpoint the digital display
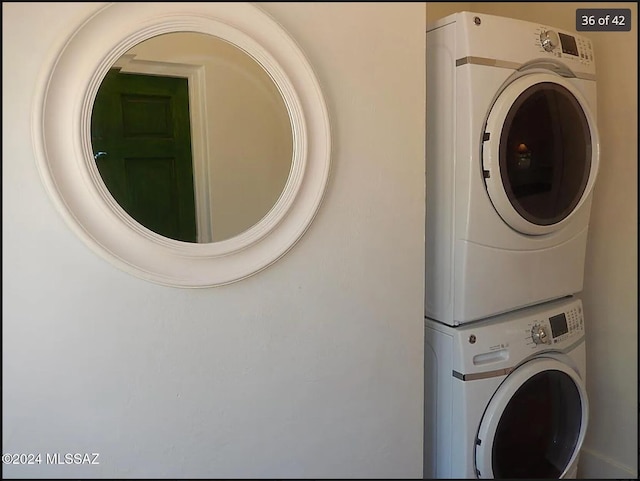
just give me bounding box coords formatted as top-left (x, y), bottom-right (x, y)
top-left (549, 313), bottom-right (569, 338)
top-left (559, 32), bottom-right (579, 56)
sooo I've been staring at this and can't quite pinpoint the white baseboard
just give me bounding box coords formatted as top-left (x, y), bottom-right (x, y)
top-left (578, 447), bottom-right (637, 479)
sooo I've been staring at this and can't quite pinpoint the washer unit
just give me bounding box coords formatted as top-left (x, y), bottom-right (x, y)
top-left (424, 296), bottom-right (588, 479)
top-left (426, 12), bottom-right (600, 325)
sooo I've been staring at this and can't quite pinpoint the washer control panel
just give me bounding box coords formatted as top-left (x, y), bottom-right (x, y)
top-left (526, 302), bottom-right (584, 349)
top-left (535, 26), bottom-right (594, 65)
top-left (439, 297), bottom-right (585, 374)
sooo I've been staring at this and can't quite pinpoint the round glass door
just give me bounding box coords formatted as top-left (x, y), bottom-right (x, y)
top-left (483, 73), bottom-right (599, 235)
top-left (475, 357), bottom-right (589, 478)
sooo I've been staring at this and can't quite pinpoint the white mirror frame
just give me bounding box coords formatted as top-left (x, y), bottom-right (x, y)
top-left (32, 2), bottom-right (331, 287)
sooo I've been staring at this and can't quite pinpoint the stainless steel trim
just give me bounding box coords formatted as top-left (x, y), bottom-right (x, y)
top-left (453, 367), bottom-right (514, 381)
top-left (456, 56), bottom-right (521, 70)
top-left (456, 56), bottom-right (596, 81)
top-left (577, 72), bottom-right (596, 81)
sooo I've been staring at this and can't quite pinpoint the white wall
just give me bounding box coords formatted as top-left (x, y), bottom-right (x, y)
top-left (426, 3), bottom-right (637, 479)
top-left (2, 2), bottom-right (425, 478)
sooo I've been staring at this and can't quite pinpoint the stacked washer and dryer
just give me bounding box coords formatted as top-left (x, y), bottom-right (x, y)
top-left (424, 12), bottom-right (599, 479)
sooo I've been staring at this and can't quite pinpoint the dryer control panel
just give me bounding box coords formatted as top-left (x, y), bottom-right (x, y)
top-left (439, 12), bottom-right (597, 77)
top-left (536, 27), bottom-right (594, 66)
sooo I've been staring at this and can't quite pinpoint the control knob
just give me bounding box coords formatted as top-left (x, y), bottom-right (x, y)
top-left (531, 324), bottom-right (551, 345)
top-left (539, 30), bottom-right (560, 52)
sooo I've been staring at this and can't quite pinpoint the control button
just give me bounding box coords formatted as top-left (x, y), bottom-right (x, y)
top-left (531, 324), bottom-right (551, 345)
top-left (539, 30), bottom-right (560, 52)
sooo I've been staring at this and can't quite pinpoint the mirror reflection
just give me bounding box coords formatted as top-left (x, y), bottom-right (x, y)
top-left (91, 32), bottom-right (293, 243)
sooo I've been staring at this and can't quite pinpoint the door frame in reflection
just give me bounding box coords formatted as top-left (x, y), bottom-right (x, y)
top-left (114, 54), bottom-right (214, 242)
top-left (92, 68), bottom-right (198, 242)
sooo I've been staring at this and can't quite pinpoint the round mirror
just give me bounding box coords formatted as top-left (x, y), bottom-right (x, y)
top-left (33, 3), bottom-right (331, 287)
top-left (92, 32), bottom-right (293, 243)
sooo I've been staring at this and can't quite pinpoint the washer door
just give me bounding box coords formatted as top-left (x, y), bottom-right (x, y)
top-left (482, 73), bottom-right (599, 235)
top-left (475, 357), bottom-right (589, 479)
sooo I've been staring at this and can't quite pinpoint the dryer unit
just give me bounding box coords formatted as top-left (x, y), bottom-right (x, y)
top-left (426, 12), bottom-right (600, 325)
top-left (424, 296), bottom-right (589, 479)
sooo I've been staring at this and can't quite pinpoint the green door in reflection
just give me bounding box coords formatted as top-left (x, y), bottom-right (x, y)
top-left (91, 69), bottom-right (197, 242)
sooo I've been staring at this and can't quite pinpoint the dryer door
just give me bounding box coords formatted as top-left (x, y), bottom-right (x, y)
top-left (474, 357), bottom-right (588, 479)
top-left (482, 73), bottom-right (599, 235)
